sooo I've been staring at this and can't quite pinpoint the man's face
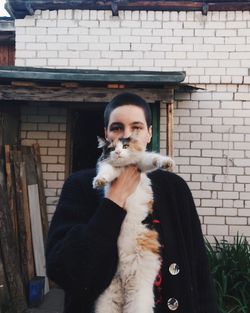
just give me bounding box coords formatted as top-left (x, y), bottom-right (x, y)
top-left (105, 104), bottom-right (152, 150)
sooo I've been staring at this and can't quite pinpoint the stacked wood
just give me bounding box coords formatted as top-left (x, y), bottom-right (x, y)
top-left (0, 144), bottom-right (49, 312)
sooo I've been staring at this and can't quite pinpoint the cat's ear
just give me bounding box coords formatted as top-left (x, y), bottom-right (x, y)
top-left (97, 136), bottom-right (108, 148)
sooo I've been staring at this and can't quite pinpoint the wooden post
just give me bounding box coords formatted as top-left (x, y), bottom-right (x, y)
top-left (20, 161), bottom-right (35, 282)
top-left (167, 100), bottom-right (174, 158)
top-left (4, 145), bottom-right (18, 242)
top-left (13, 148), bottom-right (28, 289)
top-left (32, 144), bottom-right (49, 246)
top-left (0, 112), bottom-right (3, 156)
top-left (0, 160), bottom-right (27, 313)
top-left (22, 146), bottom-right (49, 293)
top-left (28, 184), bottom-right (49, 293)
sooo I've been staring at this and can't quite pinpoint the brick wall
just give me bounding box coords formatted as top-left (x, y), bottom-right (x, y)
top-left (174, 85), bottom-right (250, 241)
top-left (20, 103), bottom-right (67, 222)
top-left (15, 9), bottom-right (250, 240)
top-left (15, 9), bottom-right (250, 85)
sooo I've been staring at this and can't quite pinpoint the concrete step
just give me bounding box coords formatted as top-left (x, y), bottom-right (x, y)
top-left (26, 288), bottom-right (64, 313)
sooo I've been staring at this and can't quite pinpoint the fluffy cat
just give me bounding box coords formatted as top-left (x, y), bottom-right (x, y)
top-left (93, 135), bottom-right (174, 313)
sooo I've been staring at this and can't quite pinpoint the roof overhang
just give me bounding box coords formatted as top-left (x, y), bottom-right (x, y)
top-left (0, 66), bottom-right (194, 103)
top-left (6, 0), bottom-right (250, 19)
top-left (0, 66), bottom-right (185, 87)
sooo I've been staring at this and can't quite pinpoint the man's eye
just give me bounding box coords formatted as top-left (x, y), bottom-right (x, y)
top-left (133, 126), bottom-right (142, 130)
top-left (110, 126), bottom-right (122, 132)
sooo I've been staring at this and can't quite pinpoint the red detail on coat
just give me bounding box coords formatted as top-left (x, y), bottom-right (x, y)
top-left (154, 273), bottom-right (162, 287)
top-left (155, 295), bottom-right (163, 305)
top-left (152, 219), bottom-right (160, 224)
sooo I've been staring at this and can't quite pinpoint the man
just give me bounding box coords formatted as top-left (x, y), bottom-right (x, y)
top-left (46, 92), bottom-right (218, 313)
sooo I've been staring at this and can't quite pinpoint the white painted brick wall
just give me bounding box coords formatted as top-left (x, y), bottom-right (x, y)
top-left (14, 9), bottom-right (250, 83)
top-left (175, 87), bottom-right (250, 240)
top-left (20, 104), bottom-right (67, 223)
top-left (14, 9), bottom-right (250, 240)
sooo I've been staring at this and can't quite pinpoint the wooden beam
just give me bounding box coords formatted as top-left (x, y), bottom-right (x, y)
top-left (4, 145), bottom-right (18, 242)
top-left (61, 82), bottom-right (80, 88)
top-left (167, 100), bottom-right (174, 158)
top-left (28, 184), bottom-right (49, 293)
top-left (22, 145), bottom-right (49, 293)
top-left (13, 147), bottom-right (30, 290)
top-left (11, 81), bottom-right (37, 87)
top-left (32, 144), bottom-right (49, 246)
top-left (19, 161), bottom-right (35, 282)
top-left (0, 85), bottom-right (174, 103)
top-left (0, 160), bottom-right (27, 313)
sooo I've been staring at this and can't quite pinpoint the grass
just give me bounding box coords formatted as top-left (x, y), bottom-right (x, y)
top-left (205, 234), bottom-right (250, 313)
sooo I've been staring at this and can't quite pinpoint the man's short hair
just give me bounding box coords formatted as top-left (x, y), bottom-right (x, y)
top-left (104, 92), bottom-right (152, 128)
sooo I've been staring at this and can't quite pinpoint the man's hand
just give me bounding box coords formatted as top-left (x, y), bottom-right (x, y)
top-left (106, 165), bottom-right (140, 208)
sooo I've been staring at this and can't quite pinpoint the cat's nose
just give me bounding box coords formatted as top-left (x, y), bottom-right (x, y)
top-left (115, 150), bottom-right (121, 155)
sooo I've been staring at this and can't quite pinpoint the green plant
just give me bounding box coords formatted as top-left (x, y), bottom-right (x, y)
top-left (205, 234), bottom-right (250, 313)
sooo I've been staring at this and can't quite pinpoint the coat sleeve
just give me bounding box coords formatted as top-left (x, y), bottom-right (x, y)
top-left (179, 179), bottom-right (219, 313)
top-left (45, 171), bottom-right (126, 301)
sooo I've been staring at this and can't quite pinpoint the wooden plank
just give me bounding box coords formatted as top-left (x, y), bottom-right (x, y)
top-left (21, 146), bottom-right (49, 292)
top-left (167, 101), bottom-right (174, 158)
top-left (0, 85), bottom-right (174, 103)
top-left (13, 147), bottom-right (30, 291)
top-left (28, 184), bottom-right (49, 293)
top-left (20, 161), bottom-right (35, 282)
top-left (4, 145), bottom-right (18, 242)
top-left (0, 113), bottom-right (3, 156)
top-left (61, 82), bottom-right (80, 88)
top-left (22, 146), bottom-right (37, 185)
top-left (32, 143), bottom-right (49, 246)
top-left (0, 252), bottom-right (10, 311)
top-left (0, 159), bottom-right (27, 313)
top-left (11, 81), bottom-right (37, 87)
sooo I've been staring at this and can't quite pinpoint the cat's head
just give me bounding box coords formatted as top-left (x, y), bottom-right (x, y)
top-left (97, 135), bottom-right (143, 166)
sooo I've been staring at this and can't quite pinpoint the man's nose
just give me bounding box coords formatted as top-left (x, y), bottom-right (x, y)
top-left (123, 128), bottom-right (131, 138)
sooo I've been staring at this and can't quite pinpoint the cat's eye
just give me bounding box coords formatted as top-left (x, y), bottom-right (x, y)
top-left (123, 144), bottom-right (129, 149)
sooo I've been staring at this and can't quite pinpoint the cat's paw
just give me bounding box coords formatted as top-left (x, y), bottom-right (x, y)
top-left (154, 157), bottom-right (175, 171)
top-left (161, 157), bottom-right (175, 171)
top-left (93, 176), bottom-right (107, 189)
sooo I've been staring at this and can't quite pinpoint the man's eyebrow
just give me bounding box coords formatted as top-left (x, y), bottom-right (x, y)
top-left (109, 122), bottom-right (123, 127)
top-left (109, 121), bottom-right (145, 127)
top-left (131, 121), bottom-right (145, 125)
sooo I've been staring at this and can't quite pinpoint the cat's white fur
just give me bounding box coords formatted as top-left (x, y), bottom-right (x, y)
top-left (93, 138), bottom-right (174, 313)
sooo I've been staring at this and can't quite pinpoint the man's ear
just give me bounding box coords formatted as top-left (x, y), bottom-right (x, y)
top-left (147, 125), bottom-right (152, 143)
top-left (104, 128), bottom-right (109, 141)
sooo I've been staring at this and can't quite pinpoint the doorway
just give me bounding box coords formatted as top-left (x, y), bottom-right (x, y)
top-left (70, 103), bottom-right (105, 172)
